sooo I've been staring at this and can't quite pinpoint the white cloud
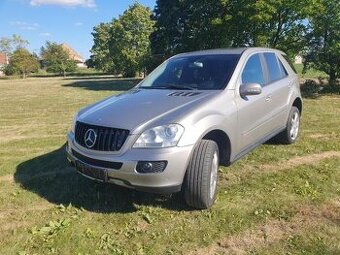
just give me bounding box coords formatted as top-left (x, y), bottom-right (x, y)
top-left (39, 32), bottom-right (52, 37)
top-left (10, 21), bottom-right (39, 30)
top-left (74, 22), bottom-right (83, 26)
top-left (30, 0), bottom-right (96, 8)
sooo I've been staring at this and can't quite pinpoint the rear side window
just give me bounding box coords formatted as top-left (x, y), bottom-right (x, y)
top-left (264, 53), bottom-right (283, 83)
top-left (278, 59), bottom-right (288, 76)
top-left (241, 54), bottom-right (265, 86)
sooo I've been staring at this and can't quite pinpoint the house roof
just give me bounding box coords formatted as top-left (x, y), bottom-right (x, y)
top-left (61, 43), bottom-right (84, 63)
top-left (0, 52), bottom-right (8, 65)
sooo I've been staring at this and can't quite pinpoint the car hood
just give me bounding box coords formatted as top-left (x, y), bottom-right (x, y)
top-left (77, 89), bottom-right (218, 134)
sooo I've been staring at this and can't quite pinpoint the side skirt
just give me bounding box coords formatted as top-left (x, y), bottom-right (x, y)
top-left (231, 127), bottom-right (285, 164)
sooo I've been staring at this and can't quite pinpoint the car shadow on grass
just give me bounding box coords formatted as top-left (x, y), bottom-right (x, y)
top-left (14, 145), bottom-right (190, 213)
top-left (62, 78), bottom-right (142, 91)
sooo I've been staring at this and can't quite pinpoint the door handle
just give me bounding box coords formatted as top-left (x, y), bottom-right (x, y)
top-left (265, 95), bottom-right (272, 102)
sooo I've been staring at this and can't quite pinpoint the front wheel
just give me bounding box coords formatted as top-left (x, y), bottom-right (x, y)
top-left (275, 106), bottom-right (300, 144)
top-left (183, 140), bottom-right (219, 209)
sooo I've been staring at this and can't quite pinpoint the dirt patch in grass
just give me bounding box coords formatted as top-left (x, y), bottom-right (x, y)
top-left (223, 151), bottom-right (340, 185)
top-left (262, 151), bottom-right (340, 171)
top-left (0, 169), bottom-right (72, 184)
top-left (190, 199), bottom-right (339, 255)
top-left (0, 175), bottom-right (14, 183)
top-left (0, 134), bottom-right (66, 143)
top-left (308, 133), bottom-right (339, 140)
top-left (0, 203), bottom-right (53, 219)
top-left (0, 203), bottom-right (53, 231)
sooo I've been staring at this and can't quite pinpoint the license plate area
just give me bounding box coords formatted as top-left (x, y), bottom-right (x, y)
top-left (75, 161), bottom-right (107, 181)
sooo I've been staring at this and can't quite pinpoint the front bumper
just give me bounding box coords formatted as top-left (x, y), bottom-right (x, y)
top-left (66, 132), bottom-right (193, 194)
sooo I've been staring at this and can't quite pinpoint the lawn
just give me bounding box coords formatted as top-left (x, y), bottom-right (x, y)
top-left (0, 76), bottom-right (339, 255)
top-left (294, 64), bottom-right (328, 80)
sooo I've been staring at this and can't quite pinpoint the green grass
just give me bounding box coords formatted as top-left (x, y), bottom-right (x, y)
top-left (294, 64), bottom-right (328, 80)
top-left (0, 77), bottom-right (339, 255)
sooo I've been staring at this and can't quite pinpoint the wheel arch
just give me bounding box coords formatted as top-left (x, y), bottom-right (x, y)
top-left (292, 97), bottom-right (303, 114)
top-left (202, 129), bottom-right (231, 167)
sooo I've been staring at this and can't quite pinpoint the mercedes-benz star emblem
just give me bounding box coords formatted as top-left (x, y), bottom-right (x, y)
top-left (84, 129), bottom-right (97, 148)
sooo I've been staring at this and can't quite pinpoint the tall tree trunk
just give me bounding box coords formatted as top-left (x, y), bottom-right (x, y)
top-left (329, 69), bottom-right (336, 87)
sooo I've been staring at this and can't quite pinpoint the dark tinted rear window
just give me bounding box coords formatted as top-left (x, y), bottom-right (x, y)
top-left (278, 59), bottom-right (288, 77)
top-left (264, 53), bottom-right (283, 82)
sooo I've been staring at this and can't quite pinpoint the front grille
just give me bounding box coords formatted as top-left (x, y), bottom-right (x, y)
top-left (72, 149), bottom-right (123, 169)
top-left (75, 121), bottom-right (129, 151)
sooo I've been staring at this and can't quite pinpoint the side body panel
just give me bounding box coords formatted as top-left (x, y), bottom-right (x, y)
top-left (177, 90), bottom-right (238, 160)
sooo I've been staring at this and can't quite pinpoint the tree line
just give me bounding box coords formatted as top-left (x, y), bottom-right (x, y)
top-left (0, 35), bottom-right (77, 78)
top-left (90, 0), bottom-right (339, 86)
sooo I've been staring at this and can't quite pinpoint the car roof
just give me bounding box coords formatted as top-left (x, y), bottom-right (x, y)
top-left (174, 47), bottom-right (285, 57)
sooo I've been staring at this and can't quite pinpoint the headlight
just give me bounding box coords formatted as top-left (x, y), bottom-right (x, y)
top-left (133, 124), bottom-right (184, 148)
top-left (71, 113), bottom-right (78, 133)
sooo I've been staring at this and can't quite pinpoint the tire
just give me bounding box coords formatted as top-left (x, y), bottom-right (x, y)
top-left (275, 106), bottom-right (300, 144)
top-left (183, 139), bottom-right (219, 209)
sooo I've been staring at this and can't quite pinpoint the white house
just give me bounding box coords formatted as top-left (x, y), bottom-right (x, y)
top-left (294, 55), bottom-right (303, 64)
top-left (0, 52), bottom-right (9, 76)
top-left (61, 44), bottom-right (87, 68)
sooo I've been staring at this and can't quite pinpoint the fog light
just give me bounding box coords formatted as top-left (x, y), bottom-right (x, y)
top-left (136, 161), bottom-right (167, 173)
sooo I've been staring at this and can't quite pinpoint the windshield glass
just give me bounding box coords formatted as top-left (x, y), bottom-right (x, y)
top-left (138, 54), bottom-right (240, 90)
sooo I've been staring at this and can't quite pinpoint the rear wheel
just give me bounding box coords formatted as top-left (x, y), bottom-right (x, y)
top-left (183, 140), bottom-right (219, 209)
top-left (275, 106), bottom-right (300, 144)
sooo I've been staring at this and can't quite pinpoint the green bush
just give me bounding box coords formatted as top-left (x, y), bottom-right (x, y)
top-left (301, 80), bottom-right (323, 98)
top-left (300, 79), bottom-right (323, 98)
top-left (321, 81), bottom-right (340, 94)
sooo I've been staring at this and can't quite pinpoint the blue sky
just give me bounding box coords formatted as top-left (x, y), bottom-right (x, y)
top-left (0, 0), bottom-right (156, 59)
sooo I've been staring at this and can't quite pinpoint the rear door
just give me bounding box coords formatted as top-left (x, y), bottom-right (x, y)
top-left (262, 52), bottom-right (290, 131)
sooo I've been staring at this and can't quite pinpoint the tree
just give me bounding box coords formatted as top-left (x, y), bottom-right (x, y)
top-left (41, 42), bottom-right (76, 77)
top-left (230, 0), bottom-right (319, 57)
top-left (151, 0), bottom-right (317, 61)
top-left (90, 23), bottom-right (114, 72)
top-left (304, 0), bottom-right (340, 86)
top-left (6, 48), bottom-right (39, 78)
top-left (0, 34), bottom-right (28, 56)
top-left (91, 3), bottom-right (155, 77)
top-left (151, 0), bottom-right (225, 57)
top-left (85, 57), bottom-right (95, 68)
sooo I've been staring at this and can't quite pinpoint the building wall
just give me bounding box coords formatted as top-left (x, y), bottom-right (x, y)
top-left (0, 65), bottom-right (4, 77)
top-left (76, 63), bottom-right (87, 68)
top-left (294, 55), bottom-right (303, 64)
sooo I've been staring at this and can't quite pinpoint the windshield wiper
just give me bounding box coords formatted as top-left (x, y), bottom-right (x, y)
top-left (155, 84), bottom-right (196, 90)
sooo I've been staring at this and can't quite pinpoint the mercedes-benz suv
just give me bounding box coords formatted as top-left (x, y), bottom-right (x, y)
top-left (66, 48), bottom-right (302, 209)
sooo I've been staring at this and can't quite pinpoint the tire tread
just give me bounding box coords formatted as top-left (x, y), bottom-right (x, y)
top-left (184, 139), bottom-right (219, 209)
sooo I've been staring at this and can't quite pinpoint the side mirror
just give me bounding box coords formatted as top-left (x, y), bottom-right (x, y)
top-left (239, 83), bottom-right (262, 97)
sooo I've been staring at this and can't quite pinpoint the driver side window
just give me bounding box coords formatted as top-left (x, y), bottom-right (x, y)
top-left (241, 54), bottom-right (265, 86)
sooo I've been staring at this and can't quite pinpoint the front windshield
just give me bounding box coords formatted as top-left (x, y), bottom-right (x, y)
top-left (138, 54), bottom-right (240, 90)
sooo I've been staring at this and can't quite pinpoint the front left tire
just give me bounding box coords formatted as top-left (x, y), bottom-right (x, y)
top-left (183, 139), bottom-right (219, 209)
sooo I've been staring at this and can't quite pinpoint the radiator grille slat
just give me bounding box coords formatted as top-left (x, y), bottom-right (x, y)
top-left (75, 121), bottom-right (129, 152)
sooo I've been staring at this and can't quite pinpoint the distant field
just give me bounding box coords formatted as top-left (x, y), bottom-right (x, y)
top-left (0, 77), bottom-right (339, 254)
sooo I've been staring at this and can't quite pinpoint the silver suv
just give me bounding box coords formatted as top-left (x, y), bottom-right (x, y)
top-left (66, 48), bottom-right (302, 209)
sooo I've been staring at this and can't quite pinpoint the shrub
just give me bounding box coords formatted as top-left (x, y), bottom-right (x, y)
top-left (300, 79), bottom-right (323, 98)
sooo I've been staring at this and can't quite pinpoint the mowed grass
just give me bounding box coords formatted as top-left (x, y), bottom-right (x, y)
top-left (294, 64), bottom-right (328, 80)
top-left (0, 77), bottom-right (339, 255)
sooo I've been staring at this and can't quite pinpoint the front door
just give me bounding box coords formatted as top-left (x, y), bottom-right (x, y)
top-left (235, 53), bottom-right (274, 154)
